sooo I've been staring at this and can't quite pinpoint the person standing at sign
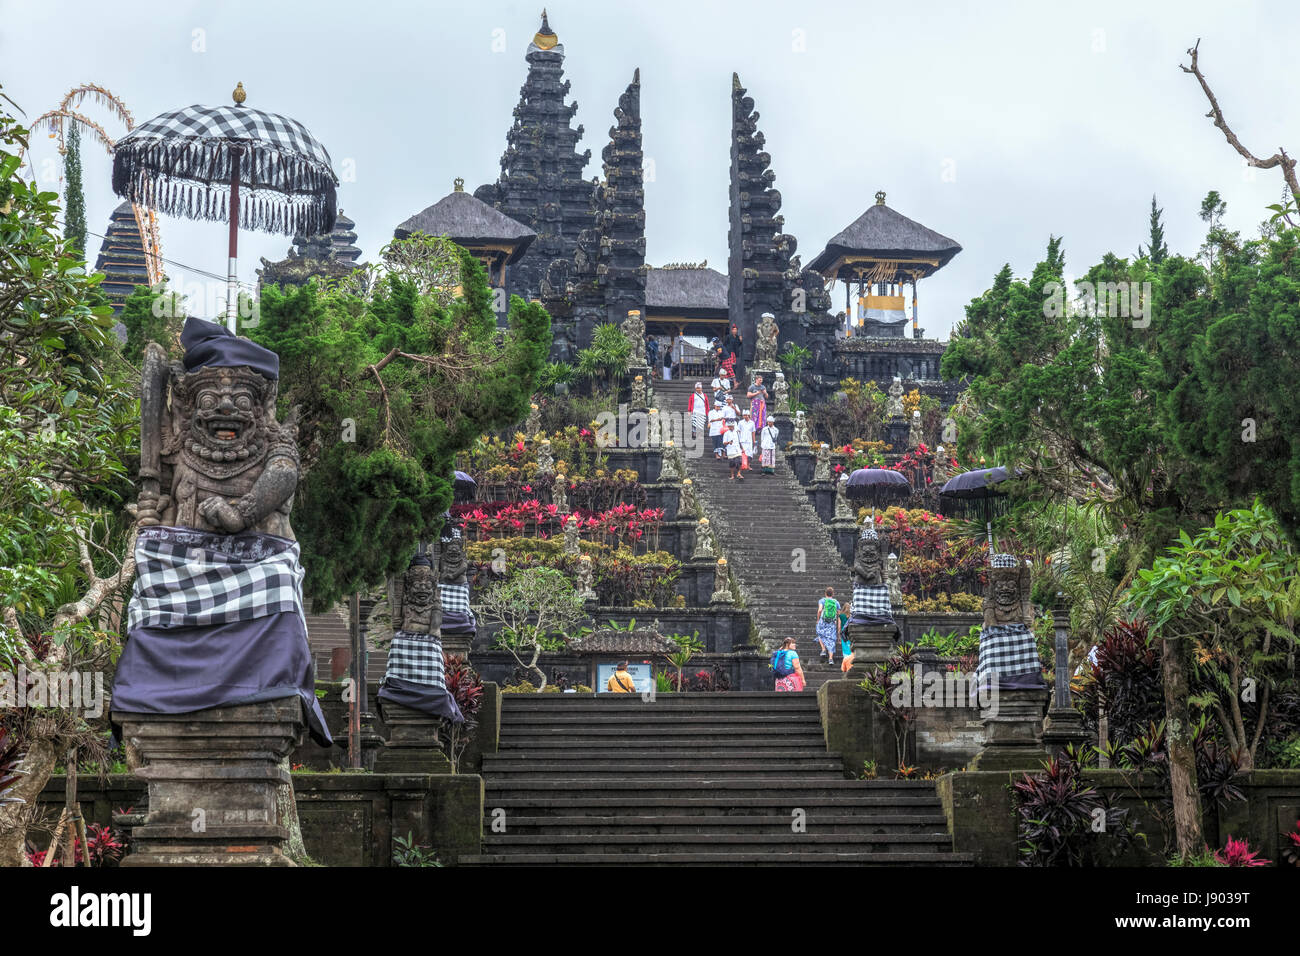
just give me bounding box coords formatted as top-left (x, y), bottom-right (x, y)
top-left (608, 661), bottom-right (636, 693)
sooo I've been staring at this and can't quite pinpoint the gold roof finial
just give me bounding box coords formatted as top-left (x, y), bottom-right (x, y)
top-left (534, 9), bottom-right (558, 49)
top-left (875, 190), bottom-right (886, 205)
top-left (454, 176), bottom-right (464, 192)
top-left (233, 81), bottom-right (246, 104)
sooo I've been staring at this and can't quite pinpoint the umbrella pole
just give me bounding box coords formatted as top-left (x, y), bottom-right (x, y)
top-left (226, 147), bottom-right (242, 332)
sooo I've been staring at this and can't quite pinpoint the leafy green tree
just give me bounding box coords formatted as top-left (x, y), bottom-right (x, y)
top-left (0, 88), bottom-right (137, 866)
top-left (62, 122), bottom-right (86, 259)
top-left (575, 322), bottom-right (630, 388)
top-left (117, 282), bottom-right (185, 364)
top-left (1137, 194), bottom-right (1168, 265)
top-left (1158, 229), bottom-right (1300, 538)
top-left (1129, 501), bottom-right (1299, 769)
top-left (251, 241), bottom-right (550, 610)
top-left (480, 567), bottom-right (588, 690)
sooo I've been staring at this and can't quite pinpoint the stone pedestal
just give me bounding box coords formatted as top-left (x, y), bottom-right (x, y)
top-left (674, 558), bottom-right (716, 608)
top-left (966, 688), bottom-right (1050, 771)
top-left (113, 698), bottom-right (307, 866)
top-left (831, 518), bottom-right (858, 563)
top-left (1042, 706), bottom-right (1090, 758)
top-left (787, 447), bottom-right (814, 484)
top-left (884, 417), bottom-right (910, 453)
top-left (845, 622), bottom-right (899, 667)
top-left (374, 703), bottom-right (453, 774)
top-left (808, 480), bottom-right (835, 523)
top-left (441, 631), bottom-right (473, 661)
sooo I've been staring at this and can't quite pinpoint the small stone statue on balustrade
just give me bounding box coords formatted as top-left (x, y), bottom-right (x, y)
top-left (773, 371), bottom-right (790, 415)
top-left (622, 308), bottom-right (647, 368)
top-left (933, 445), bottom-right (952, 487)
top-left (754, 312), bottom-right (780, 370)
top-left (437, 527), bottom-right (476, 651)
top-left (536, 437), bottom-right (554, 477)
top-left (552, 472), bottom-right (569, 514)
top-left (563, 514), bottom-right (581, 557)
top-left (575, 554), bottom-right (598, 602)
top-left (887, 376), bottom-right (905, 420)
top-left (813, 443), bottom-right (830, 481)
top-left (885, 552), bottom-right (904, 608)
top-left (630, 374), bottom-right (647, 410)
top-left (792, 411), bottom-right (811, 447)
top-left (908, 410), bottom-right (924, 449)
top-left (525, 402), bottom-right (541, 439)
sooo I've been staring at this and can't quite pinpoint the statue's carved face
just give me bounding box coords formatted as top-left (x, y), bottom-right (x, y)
top-left (992, 575), bottom-right (1021, 621)
top-left (442, 538), bottom-right (465, 566)
top-left (886, 554), bottom-right (899, 574)
top-left (405, 566), bottom-right (436, 610)
top-left (856, 542), bottom-right (882, 583)
top-left (182, 369), bottom-right (270, 459)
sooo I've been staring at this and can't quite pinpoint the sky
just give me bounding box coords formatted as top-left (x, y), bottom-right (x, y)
top-left (4, 0), bottom-right (1298, 337)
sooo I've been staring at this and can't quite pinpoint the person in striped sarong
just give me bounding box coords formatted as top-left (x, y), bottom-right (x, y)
top-left (760, 420), bottom-right (778, 475)
top-left (688, 382), bottom-right (709, 441)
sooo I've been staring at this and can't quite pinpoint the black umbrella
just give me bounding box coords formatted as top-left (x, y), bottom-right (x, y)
top-left (113, 84), bottom-right (338, 331)
top-left (844, 468), bottom-right (911, 504)
top-left (453, 470), bottom-right (476, 504)
top-left (938, 466), bottom-right (1014, 549)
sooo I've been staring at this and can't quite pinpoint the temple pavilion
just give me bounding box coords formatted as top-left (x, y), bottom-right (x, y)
top-left (808, 190), bottom-right (962, 341)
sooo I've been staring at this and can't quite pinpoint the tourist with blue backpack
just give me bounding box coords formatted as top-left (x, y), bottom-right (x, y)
top-left (771, 637), bottom-right (805, 692)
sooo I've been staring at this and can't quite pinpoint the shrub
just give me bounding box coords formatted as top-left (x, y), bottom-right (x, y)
top-left (1014, 748), bottom-right (1135, 866)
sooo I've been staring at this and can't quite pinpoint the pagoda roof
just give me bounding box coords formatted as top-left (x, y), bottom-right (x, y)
top-left (809, 196), bottom-right (962, 279)
top-left (645, 264), bottom-right (728, 312)
top-left (394, 187), bottom-right (536, 263)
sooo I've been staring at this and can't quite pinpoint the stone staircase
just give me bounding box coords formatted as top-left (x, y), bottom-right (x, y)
top-left (654, 378), bottom-right (852, 683)
top-left (461, 693), bottom-right (967, 865)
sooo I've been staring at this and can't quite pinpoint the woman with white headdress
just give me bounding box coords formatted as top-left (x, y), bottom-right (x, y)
top-left (759, 418), bottom-right (778, 475)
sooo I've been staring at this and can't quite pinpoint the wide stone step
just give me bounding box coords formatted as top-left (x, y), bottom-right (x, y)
top-left (485, 778), bottom-right (935, 797)
top-left (482, 794), bottom-right (943, 813)
top-left (497, 739), bottom-right (829, 754)
top-left (485, 749), bottom-right (839, 762)
top-left (460, 851), bottom-right (971, 866)
top-left (484, 813), bottom-right (951, 834)
top-left (482, 831), bottom-right (954, 850)
top-left (494, 713), bottom-right (823, 726)
top-left (483, 762), bottom-right (849, 776)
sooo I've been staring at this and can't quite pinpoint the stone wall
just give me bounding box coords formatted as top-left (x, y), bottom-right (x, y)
top-left (39, 771), bottom-right (483, 867)
top-left (939, 768), bottom-right (1300, 866)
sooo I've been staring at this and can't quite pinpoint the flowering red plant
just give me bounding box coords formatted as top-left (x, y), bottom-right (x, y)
top-left (1214, 835), bottom-right (1268, 867)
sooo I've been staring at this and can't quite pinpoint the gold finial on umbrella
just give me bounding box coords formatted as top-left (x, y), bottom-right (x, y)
top-left (232, 82), bottom-right (246, 104)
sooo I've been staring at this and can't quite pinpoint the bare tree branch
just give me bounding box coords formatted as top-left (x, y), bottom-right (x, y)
top-left (1182, 38), bottom-right (1300, 222)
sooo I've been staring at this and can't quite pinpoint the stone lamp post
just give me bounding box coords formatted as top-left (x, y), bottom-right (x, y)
top-left (1041, 602), bottom-right (1090, 757)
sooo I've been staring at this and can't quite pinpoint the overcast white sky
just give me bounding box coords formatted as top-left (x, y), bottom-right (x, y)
top-left (4, 0), bottom-right (1298, 336)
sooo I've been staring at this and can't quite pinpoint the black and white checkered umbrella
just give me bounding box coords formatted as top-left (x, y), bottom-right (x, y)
top-left (112, 85), bottom-right (338, 329)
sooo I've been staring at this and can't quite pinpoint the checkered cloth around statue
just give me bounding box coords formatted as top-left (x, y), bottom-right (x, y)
top-left (974, 553), bottom-right (1045, 692)
top-left (384, 632), bottom-right (448, 685)
top-left (128, 529), bottom-right (303, 631)
top-left (112, 526), bottom-right (331, 746)
top-left (975, 624), bottom-right (1043, 691)
top-left (851, 585), bottom-right (894, 620)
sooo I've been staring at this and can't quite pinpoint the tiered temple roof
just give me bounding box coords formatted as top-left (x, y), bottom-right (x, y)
top-left (395, 179), bottom-right (536, 288)
top-left (474, 12), bottom-right (594, 300)
top-left (809, 197), bottom-right (962, 281)
top-left (257, 210), bottom-right (366, 289)
top-left (542, 69), bottom-right (646, 357)
top-left (93, 201), bottom-right (151, 314)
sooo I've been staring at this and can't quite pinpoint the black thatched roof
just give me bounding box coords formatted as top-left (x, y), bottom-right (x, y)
top-left (809, 200), bottom-right (961, 277)
top-left (645, 265), bottom-right (729, 312)
top-left (394, 188), bottom-right (536, 263)
top-left (568, 628), bottom-right (679, 656)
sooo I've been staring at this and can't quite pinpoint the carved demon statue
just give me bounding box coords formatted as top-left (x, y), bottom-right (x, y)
top-left (137, 323), bottom-right (299, 538)
top-left (975, 553), bottom-right (1046, 691)
top-left (394, 552), bottom-right (441, 636)
top-left (113, 316), bottom-right (330, 747)
top-left (849, 518), bottom-right (896, 627)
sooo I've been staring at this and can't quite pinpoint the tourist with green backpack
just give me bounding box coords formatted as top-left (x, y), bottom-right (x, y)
top-left (815, 587), bottom-right (841, 664)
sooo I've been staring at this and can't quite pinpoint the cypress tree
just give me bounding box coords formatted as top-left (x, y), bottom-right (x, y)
top-left (1137, 194), bottom-right (1168, 265)
top-left (63, 122), bottom-right (86, 258)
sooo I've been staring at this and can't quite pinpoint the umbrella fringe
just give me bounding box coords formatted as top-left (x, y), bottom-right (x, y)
top-left (111, 136), bottom-right (337, 237)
